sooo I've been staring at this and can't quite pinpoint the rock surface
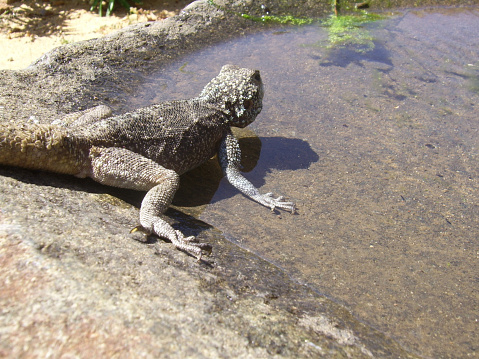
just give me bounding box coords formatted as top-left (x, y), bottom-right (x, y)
top-left (0, 1), bottom-right (418, 357)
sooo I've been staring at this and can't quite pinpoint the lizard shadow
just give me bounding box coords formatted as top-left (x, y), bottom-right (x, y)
top-left (0, 136), bottom-right (318, 209)
top-left (173, 136), bottom-right (319, 207)
top-left (0, 136), bottom-right (317, 259)
top-left (0, 165), bottom-right (215, 262)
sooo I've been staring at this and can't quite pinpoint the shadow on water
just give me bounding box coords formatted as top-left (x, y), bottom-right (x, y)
top-left (174, 136), bottom-right (319, 208)
top-left (127, 6), bottom-right (479, 358)
top-left (318, 40), bottom-right (393, 68)
top-left (259, 137), bottom-right (320, 170)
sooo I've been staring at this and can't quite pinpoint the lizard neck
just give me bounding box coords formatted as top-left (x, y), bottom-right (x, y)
top-left (194, 98), bottom-right (238, 126)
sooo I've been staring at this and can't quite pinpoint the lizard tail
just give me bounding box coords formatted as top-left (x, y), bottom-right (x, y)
top-left (0, 122), bottom-right (85, 175)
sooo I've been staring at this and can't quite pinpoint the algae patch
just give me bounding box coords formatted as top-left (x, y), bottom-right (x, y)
top-left (466, 65), bottom-right (479, 93)
top-left (320, 11), bottom-right (385, 52)
top-left (207, 0), bottom-right (315, 26)
top-left (240, 13), bottom-right (314, 26)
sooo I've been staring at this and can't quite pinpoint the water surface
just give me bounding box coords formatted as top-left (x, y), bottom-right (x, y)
top-left (133, 7), bottom-right (479, 358)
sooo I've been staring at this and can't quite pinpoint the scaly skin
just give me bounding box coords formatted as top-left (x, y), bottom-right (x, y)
top-left (0, 65), bottom-right (295, 259)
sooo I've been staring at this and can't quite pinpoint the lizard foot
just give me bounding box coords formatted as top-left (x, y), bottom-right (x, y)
top-left (170, 230), bottom-right (212, 260)
top-left (254, 192), bottom-right (296, 214)
top-left (131, 226), bottom-right (211, 260)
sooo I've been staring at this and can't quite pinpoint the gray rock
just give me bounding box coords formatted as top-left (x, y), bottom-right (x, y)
top-left (0, 1), bottom-right (418, 357)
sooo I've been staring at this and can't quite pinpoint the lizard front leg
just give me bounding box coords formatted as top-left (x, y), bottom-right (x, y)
top-left (219, 129), bottom-right (296, 213)
top-left (88, 146), bottom-right (211, 259)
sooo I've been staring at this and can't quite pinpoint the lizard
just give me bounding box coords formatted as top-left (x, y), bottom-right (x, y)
top-left (0, 64), bottom-right (295, 260)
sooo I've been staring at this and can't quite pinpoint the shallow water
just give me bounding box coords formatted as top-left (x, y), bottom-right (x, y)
top-left (133, 7), bottom-right (479, 358)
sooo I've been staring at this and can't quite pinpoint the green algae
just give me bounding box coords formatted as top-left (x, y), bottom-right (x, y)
top-left (208, 0), bottom-right (386, 52)
top-left (207, 0), bottom-right (315, 25)
top-left (320, 11), bottom-right (385, 51)
top-left (240, 13), bottom-right (314, 25)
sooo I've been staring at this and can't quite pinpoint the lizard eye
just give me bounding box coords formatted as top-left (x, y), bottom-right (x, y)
top-left (244, 99), bottom-right (254, 110)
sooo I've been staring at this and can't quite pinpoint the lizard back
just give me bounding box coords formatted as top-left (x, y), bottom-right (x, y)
top-left (72, 99), bottom-right (230, 175)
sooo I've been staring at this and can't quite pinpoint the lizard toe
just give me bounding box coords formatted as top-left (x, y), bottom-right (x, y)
top-left (172, 231), bottom-right (212, 259)
top-left (255, 192), bottom-right (296, 214)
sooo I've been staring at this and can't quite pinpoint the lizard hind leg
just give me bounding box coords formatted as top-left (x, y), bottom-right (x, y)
top-left (140, 179), bottom-right (212, 260)
top-left (88, 146), bottom-right (211, 260)
top-left (55, 105), bottom-right (113, 127)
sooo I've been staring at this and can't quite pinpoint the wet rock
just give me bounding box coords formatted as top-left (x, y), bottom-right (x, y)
top-left (0, 0), bottom-right (419, 357)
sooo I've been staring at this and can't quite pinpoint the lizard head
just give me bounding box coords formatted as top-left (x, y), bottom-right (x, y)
top-left (199, 64), bottom-right (264, 128)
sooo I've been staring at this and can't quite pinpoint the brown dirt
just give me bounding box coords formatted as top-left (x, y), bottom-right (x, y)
top-left (0, 0), bottom-right (193, 70)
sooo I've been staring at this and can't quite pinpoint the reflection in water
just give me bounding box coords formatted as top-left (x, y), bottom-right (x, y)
top-left (134, 7), bottom-right (479, 358)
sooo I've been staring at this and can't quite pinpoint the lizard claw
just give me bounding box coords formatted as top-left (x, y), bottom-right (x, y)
top-left (130, 225), bottom-right (148, 234)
